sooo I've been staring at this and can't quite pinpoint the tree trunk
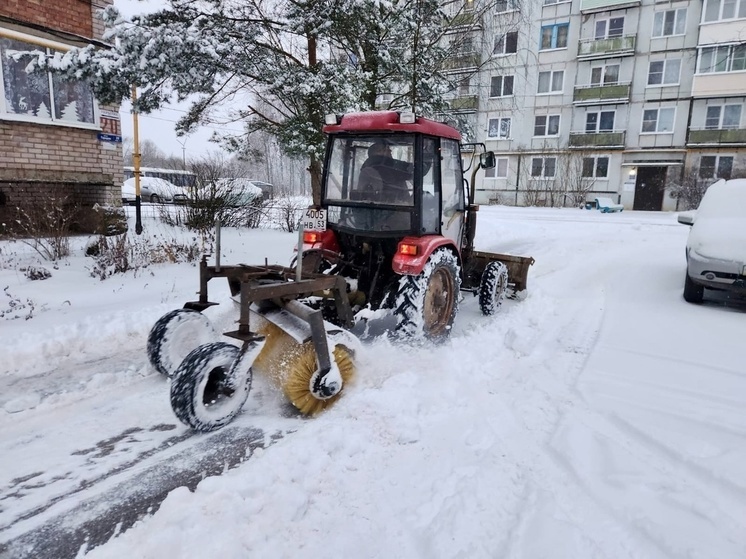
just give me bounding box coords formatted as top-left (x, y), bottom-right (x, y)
top-left (309, 154), bottom-right (322, 206)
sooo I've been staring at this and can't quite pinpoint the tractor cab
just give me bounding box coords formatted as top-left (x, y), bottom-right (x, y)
top-left (321, 111), bottom-right (467, 248)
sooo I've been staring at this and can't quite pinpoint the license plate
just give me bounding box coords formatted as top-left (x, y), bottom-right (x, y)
top-left (301, 208), bottom-right (327, 232)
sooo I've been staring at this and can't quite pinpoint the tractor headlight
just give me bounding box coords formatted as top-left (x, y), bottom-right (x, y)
top-left (399, 112), bottom-right (416, 124)
top-left (324, 114), bottom-right (339, 125)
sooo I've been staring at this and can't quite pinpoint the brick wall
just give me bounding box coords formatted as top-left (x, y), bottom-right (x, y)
top-left (0, 0), bottom-right (93, 38)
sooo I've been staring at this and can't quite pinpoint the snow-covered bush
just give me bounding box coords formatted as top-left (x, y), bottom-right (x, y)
top-left (12, 194), bottom-right (78, 261)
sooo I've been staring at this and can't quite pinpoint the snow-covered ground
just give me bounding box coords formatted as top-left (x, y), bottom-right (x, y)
top-left (1, 205), bottom-right (745, 559)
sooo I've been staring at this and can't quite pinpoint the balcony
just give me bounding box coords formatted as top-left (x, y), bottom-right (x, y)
top-left (447, 11), bottom-right (479, 28)
top-left (569, 131), bottom-right (626, 148)
top-left (577, 35), bottom-right (636, 60)
top-left (688, 128), bottom-right (746, 146)
top-left (580, 0), bottom-right (640, 13)
top-left (448, 95), bottom-right (478, 112)
top-left (573, 82), bottom-right (630, 105)
top-left (443, 52), bottom-right (481, 71)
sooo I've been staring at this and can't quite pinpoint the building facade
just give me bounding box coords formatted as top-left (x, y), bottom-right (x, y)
top-left (0, 0), bottom-right (123, 233)
top-left (445, 0), bottom-right (746, 210)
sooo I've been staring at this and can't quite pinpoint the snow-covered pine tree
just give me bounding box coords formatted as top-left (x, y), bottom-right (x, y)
top-left (32, 0), bottom-right (495, 202)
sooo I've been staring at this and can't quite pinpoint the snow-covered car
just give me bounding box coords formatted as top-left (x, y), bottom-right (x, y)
top-left (121, 177), bottom-right (189, 204)
top-left (678, 178), bottom-right (746, 303)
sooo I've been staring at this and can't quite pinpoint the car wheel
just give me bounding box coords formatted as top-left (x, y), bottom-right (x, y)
top-left (683, 273), bottom-right (704, 304)
top-left (150, 194), bottom-right (161, 203)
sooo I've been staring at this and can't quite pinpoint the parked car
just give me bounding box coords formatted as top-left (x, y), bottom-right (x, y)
top-left (121, 177), bottom-right (189, 204)
top-left (678, 178), bottom-right (746, 303)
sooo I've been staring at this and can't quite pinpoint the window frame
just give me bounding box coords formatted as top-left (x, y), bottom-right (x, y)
top-left (540, 23), bottom-right (569, 50)
top-left (702, 0), bottom-right (746, 22)
top-left (697, 44), bottom-right (746, 73)
top-left (537, 70), bottom-right (564, 94)
top-left (495, 0), bottom-right (519, 13)
top-left (487, 116), bottom-right (512, 139)
top-left (590, 64), bottom-right (620, 85)
top-left (530, 156), bottom-right (557, 178)
top-left (493, 31), bottom-right (519, 55)
top-left (647, 58), bottom-right (682, 87)
top-left (581, 156), bottom-right (610, 179)
top-left (705, 104), bottom-right (742, 129)
top-left (489, 74), bottom-right (515, 98)
top-left (585, 110), bottom-right (615, 133)
top-left (641, 107), bottom-right (676, 134)
top-left (0, 30), bottom-right (99, 130)
top-left (699, 154), bottom-right (734, 179)
top-left (533, 114), bottom-right (561, 137)
top-left (652, 8), bottom-right (687, 37)
top-left (594, 17), bottom-right (625, 40)
top-left (485, 157), bottom-right (509, 178)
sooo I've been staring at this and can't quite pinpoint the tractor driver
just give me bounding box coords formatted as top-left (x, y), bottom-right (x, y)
top-left (357, 140), bottom-right (413, 205)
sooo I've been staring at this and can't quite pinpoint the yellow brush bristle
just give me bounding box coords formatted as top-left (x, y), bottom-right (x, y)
top-left (254, 320), bottom-right (355, 415)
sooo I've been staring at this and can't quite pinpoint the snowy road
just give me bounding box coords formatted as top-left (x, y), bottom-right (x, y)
top-left (1, 207), bottom-right (745, 558)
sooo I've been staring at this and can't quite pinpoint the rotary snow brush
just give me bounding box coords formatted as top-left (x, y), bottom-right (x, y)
top-left (251, 317), bottom-right (355, 415)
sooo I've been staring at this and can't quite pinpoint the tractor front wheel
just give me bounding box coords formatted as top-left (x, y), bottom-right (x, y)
top-left (394, 248), bottom-right (461, 341)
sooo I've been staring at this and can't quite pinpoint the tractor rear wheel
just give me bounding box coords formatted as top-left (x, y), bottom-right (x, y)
top-left (394, 248), bottom-right (461, 341)
top-left (479, 261), bottom-right (509, 316)
top-left (147, 309), bottom-right (218, 377)
top-left (170, 342), bottom-right (251, 431)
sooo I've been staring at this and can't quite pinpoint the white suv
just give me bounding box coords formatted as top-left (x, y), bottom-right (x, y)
top-left (678, 178), bottom-right (746, 303)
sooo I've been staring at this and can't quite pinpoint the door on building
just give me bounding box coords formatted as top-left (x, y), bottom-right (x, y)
top-left (633, 166), bottom-right (667, 210)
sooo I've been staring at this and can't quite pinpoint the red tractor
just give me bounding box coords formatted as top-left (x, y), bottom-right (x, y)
top-left (148, 111), bottom-right (533, 431)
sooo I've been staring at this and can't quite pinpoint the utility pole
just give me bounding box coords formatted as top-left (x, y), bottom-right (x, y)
top-left (131, 85), bottom-right (143, 235)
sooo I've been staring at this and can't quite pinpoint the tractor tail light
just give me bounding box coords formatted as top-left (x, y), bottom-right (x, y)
top-left (399, 243), bottom-right (418, 256)
top-left (303, 231), bottom-right (321, 244)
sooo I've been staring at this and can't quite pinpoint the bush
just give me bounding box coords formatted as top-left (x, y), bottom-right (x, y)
top-left (12, 194), bottom-right (78, 261)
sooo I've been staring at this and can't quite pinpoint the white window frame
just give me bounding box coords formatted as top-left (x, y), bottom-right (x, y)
top-left (0, 28), bottom-right (99, 130)
top-left (537, 70), bottom-right (564, 94)
top-left (495, 0), bottom-right (519, 13)
top-left (653, 9), bottom-right (687, 37)
top-left (590, 64), bottom-right (620, 85)
top-left (543, 0), bottom-right (571, 5)
top-left (705, 104), bottom-right (742, 129)
top-left (647, 59), bottom-right (682, 86)
top-left (641, 107), bottom-right (676, 134)
top-left (530, 157), bottom-right (557, 178)
top-left (493, 31), bottom-right (518, 55)
top-left (697, 44), bottom-right (746, 74)
top-left (585, 110), bottom-right (615, 133)
top-left (594, 17), bottom-right (625, 40)
top-left (534, 114), bottom-right (561, 136)
top-left (490, 75), bottom-right (515, 97)
top-left (581, 156), bottom-right (610, 179)
top-left (485, 157), bottom-right (509, 178)
top-left (702, 0), bottom-right (746, 22)
top-left (699, 154), bottom-right (734, 178)
top-left (487, 116), bottom-right (512, 139)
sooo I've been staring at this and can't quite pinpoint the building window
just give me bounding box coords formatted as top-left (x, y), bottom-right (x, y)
top-left (540, 23), bottom-right (569, 50)
top-left (488, 117), bottom-right (512, 138)
top-left (485, 157), bottom-right (509, 178)
top-left (495, 0), bottom-right (519, 13)
top-left (537, 70), bottom-right (563, 93)
top-left (458, 76), bottom-right (471, 96)
top-left (494, 31), bottom-right (518, 55)
top-left (464, 0), bottom-right (475, 11)
top-left (699, 155), bottom-right (733, 179)
top-left (543, 0), bottom-right (569, 4)
top-left (647, 59), bottom-right (681, 86)
top-left (703, 0), bottom-right (746, 22)
top-left (586, 110), bottom-right (615, 132)
top-left (698, 44), bottom-right (746, 73)
top-left (490, 75), bottom-right (514, 97)
top-left (531, 157), bottom-right (556, 178)
top-left (0, 36), bottom-right (95, 126)
top-left (582, 156), bottom-right (609, 178)
top-left (705, 105), bottom-right (742, 129)
top-left (653, 9), bottom-right (687, 37)
top-left (534, 114), bottom-right (560, 136)
top-left (595, 17), bottom-right (624, 39)
top-left (641, 107), bottom-right (675, 133)
top-left (590, 64), bottom-right (619, 85)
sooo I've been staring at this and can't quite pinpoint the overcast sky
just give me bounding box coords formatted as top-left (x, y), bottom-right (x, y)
top-left (113, 0), bottom-right (244, 160)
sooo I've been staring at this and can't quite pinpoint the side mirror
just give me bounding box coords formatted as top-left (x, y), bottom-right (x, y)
top-left (677, 211), bottom-right (695, 226)
top-left (480, 151), bottom-right (496, 169)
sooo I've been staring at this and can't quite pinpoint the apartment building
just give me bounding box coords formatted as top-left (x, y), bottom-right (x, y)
top-left (0, 0), bottom-right (123, 233)
top-left (445, 0), bottom-right (746, 210)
